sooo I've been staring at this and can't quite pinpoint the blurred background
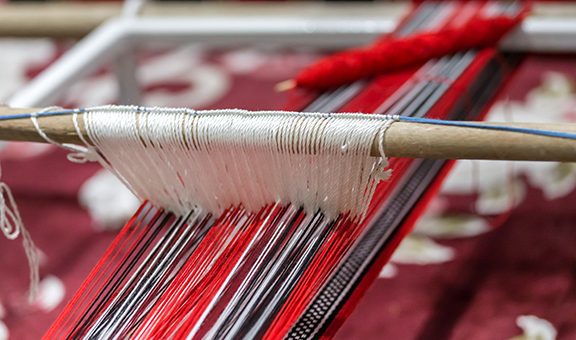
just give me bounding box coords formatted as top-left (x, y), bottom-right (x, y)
top-left (0, 1), bottom-right (574, 339)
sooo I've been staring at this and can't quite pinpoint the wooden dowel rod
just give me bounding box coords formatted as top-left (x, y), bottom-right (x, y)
top-left (0, 108), bottom-right (84, 145)
top-left (0, 107), bottom-right (575, 162)
top-left (382, 121), bottom-right (576, 162)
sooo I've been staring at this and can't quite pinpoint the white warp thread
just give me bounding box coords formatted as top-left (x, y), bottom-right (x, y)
top-left (81, 105), bottom-right (395, 220)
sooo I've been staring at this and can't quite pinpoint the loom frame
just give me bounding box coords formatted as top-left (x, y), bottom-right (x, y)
top-left (7, 3), bottom-right (576, 108)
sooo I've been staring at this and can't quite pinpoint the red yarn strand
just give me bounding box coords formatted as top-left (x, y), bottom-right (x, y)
top-left (294, 10), bottom-right (528, 90)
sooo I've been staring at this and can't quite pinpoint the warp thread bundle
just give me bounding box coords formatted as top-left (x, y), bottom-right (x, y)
top-left (82, 106), bottom-right (396, 220)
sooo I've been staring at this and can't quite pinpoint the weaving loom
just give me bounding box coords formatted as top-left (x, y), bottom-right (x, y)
top-left (1, 1), bottom-right (574, 339)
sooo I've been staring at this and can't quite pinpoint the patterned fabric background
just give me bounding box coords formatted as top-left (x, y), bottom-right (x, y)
top-left (0, 39), bottom-right (574, 339)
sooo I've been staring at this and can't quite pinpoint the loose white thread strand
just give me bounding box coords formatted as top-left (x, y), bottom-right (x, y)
top-left (0, 106), bottom-right (93, 303)
top-left (0, 157), bottom-right (40, 303)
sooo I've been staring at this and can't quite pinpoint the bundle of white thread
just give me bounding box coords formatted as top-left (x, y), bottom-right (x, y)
top-left (80, 106), bottom-right (394, 220)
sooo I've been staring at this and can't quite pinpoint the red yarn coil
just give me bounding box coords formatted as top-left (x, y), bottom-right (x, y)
top-left (294, 12), bottom-right (527, 90)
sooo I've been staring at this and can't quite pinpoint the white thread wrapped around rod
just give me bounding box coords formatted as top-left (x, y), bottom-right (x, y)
top-left (83, 106), bottom-right (393, 220)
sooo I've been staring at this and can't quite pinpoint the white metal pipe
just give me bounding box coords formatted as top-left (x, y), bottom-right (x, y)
top-left (112, 51), bottom-right (141, 105)
top-left (501, 17), bottom-right (576, 52)
top-left (127, 17), bottom-right (396, 49)
top-left (125, 16), bottom-right (576, 52)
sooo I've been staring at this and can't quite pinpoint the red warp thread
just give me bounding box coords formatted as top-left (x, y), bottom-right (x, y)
top-left (294, 12), bottom-right (527, 90)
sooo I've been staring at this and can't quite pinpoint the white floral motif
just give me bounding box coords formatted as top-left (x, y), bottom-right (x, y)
top-left (79, 170), bottom-right (140, 229)
top-left (390, 236), bottom-right (455, 265)
top-left (0, 320), bottom-right (7, 340)
top-left (378, 263), bottom-right (398, 279)
top-left (34, 276), bottom-right (65, 312)
top-left (414, 214), bottom-right (490, 239)
top-left (0, 39), bottom-right (56, 101)
top-left (443, 72), bottom-right (576, 204)
top-left (512, 315), bottom-right (557, 340)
